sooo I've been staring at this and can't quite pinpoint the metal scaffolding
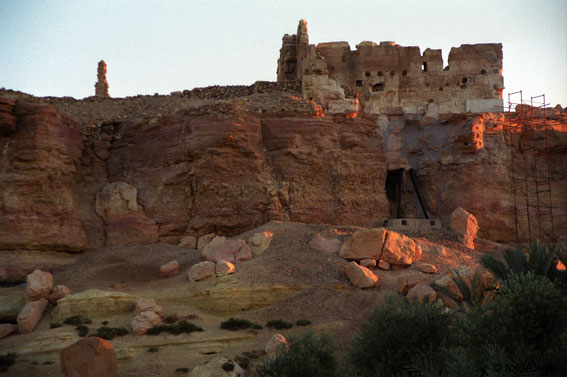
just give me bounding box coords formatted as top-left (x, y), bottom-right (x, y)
top-left (503, 91), bottom-right (555, 244)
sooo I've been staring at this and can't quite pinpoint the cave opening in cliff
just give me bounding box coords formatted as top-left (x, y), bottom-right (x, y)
top-left (385, 169), bottom-right (401, 218)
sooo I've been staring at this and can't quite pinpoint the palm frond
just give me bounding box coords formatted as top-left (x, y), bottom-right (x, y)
top-left (481, 254), bottom-right (509, 281)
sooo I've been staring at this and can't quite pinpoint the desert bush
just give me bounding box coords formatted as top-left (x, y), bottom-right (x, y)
top-left (148, 346), bottom-right (159, 353)
top-left (431, 268), bottom-right (496, 311)
top-left (220, 318), bottom-right (261, 331)
top-left (63, 315), bottom-right (91, 325)
top-left (76, 325), bottom-right (89, 337)
top-left (49, 322), bottom-right (62, 329)
top-left (0, 353), bottom-right (16, 373)
top-left (257, 331), bottom-right (337, 377)
top-left (90, 326), bottom-right (128, 340)
top-left (266, 320), bottom-right (293, 330)
top-left (147, 320), bottom-right (203, 335)
top-left (296, 319), bottom-right (312, 326)
top-left (343, 295), bottom-right (455, 377)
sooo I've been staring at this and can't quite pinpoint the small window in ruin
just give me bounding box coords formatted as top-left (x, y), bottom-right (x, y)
top-left (390, 71), bottom-right (395, 76)
top-left (372, 83), bottom-right (385, 92)
top-left (402, 70), bottom-right (407, 76)
top-left (356, 80), bottom-right (363, 87)
top-left (422, 62), bottom-right (427, 72)
top-left (402, 220), bottom-right (407, 225)
top-left (430, 220), bottom-right (436, 226)
top-left (481, 69), bottom-right (486, 74)
top-left (462, 77), bottom-right (468, 84)
top-left (378, 71), bottom-right (383, 76)
top-left (365, 71), bottom-right (371, 77)
top-left (439, 87), bottom-right (443, 91)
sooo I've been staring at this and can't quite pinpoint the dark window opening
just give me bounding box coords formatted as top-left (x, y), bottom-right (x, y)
top-left (402, 70), bottom-right (407, 76)
top-left (390, 70), bottom-right (395, 76)
top-left (378, 71), bottom-right (383, 76)
top-left (365, 71), bottom-right (371, 77)
top-left (372, 83), bottom-right (385, 92)
top-left (402, 220), bottom-right (407, 225)
top-left (356, 80), bottom-right (363, 87)
top-left (464, 142), bottom-right (469, 146)
top-left (439, 87), bottom-right (443, 91)
top-left (443, 65), bottom-right (450, 71)
top-left (430, 220), bottom-right (436, 226)
top-left (462, 77), bottom-right (468, 84)
top-left (422, 62), bottom-right (427, 72)
top-left (481, 69), bottom-right (486, 74)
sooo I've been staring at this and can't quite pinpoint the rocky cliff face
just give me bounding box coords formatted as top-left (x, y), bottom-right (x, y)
top-left (1, 89), bottom-right (566, 280)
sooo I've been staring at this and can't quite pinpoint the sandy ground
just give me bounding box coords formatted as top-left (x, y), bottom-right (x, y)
top-left (1, 221), bottom-right (504, 376)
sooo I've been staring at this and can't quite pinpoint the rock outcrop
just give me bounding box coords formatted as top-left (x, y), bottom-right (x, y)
top-left (26, 270), bottom-right (54, 301)
top-left (188, 357), bottom-right (246, 377)
top-left (450, 207), bottom-right (479, 249)
top-left (201, 237), bottom-right (252, 264)
top-left (345, 261), bottom-right (379, 288)
top-left (188, 261), bottom-right (216, 281)
top-left (17, 298), bottom-right (48, 333)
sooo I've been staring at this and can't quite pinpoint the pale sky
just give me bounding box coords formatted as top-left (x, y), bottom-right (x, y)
top-left (1, 0), bottom-right (566, 107)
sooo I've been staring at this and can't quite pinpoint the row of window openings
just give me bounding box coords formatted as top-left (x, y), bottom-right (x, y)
top-left (360, 64), bottom-right (489, 79)
top-left (357, 76), bottom-right (471, 92)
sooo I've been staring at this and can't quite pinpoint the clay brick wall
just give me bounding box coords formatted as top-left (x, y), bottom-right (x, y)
top-left (278, 20), bottom-right (504, 115)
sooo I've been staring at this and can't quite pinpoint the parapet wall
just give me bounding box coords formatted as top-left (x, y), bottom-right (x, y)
top-left (278, 20), bottom-right (504, 115)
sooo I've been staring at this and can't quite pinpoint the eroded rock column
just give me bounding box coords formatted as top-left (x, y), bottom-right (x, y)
top-left (94, 60), bottom-right (110, 98)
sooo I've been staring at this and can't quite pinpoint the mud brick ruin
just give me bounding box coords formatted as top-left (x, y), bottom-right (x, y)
top-left (95, 60), bottom-right (110, 98)
top-left (278, 20), bottom-right (504, 115)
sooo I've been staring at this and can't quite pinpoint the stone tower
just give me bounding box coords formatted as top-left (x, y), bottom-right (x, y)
top-left (95, 60), bottom-right (110, 98)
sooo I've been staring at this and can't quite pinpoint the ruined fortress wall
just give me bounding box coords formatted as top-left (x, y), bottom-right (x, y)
top-left (278, 20), bottom-right (504, 115)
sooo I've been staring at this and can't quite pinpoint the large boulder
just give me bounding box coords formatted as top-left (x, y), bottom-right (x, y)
top-left (95, 182), bottom-right (159, 247)
top-left (26, 269), bottom-right (54, 301)
top-left (17, 298), bottom-right (48, 334)
top-left (249, 230), bottom-right (274, 256)
top-left (134, 298), bottom-right (165, 317)
top-left (202, 236), bottom-right (252, 263)
top-left (215, 260), bottom-right (236, 277)
top-left (50, 285), bottom-right (72, 304)
top-left (339, 228), bottom-right (418, 266)
top-left (197, 233), bottom-right (216, 250)
top-left (266, 333), bottom-right (288, 358)
top-left (60, 337), bottom-right (118, 377)
top-left (406, 283), bottom-right (437, 303)
top-left (131, 311), bottom-right (162, 336)
top-left (450, 207), bottom-right (479, 249)
top-left (188, 261), bottom-right (216, 282)
top-left (345, 262), bottom-right (379, 288)
top-left (309, 234), bottom-right (342, 253)
top-left (188, 357), bottom-right (246, 377)
top-left (397, 272), bottom-right (429, 295)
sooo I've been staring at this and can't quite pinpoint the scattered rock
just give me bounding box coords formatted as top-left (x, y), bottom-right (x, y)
top-left (419, 242), bottom-right (448, 257)
top-left (50, 285), bottom-right (72, 304)
top-left (26, 269), bottom-right (54, 301)
top-left (416, 263), bottom-right (437, 274)
top-left (450, 207), bottom-right (479, 249)
top-left (309, 234), bottom-right (342, 253)
top-left (188, 261), bottom-right (216, 281)
top-left (360, 259), bottom-right (376, 269)
top-left (60, 337), bottom-right (118, 377)
top-left (266, 333), bottom-right (288, 357)
top-left (202, 236), bottom-right (252, 263)
top-left (216, 260), bottom-right (236, 277)
top-left (397, 272), bottom-right (429, 295)
top-left (249, 230), bottom-right (274, 256)
top-left (345, 261), bottom-right (378, 288)
top-left (17, 298), bottom-right (48, 334)
top-left (134, 298), bottom-right (165, 317)
top-left (0, 323), bottom-right (17, 339)
top-left (433, 266), bottom-right (474, 307)
top-left (339, 228), bottom-right (418, 266)
top-left (188, 356), bottom-right (246, 377)
top-left (197, 233), bottom-right (216, 250)
top-left (378, 260), bottom-right (390, 270)
top-left (131, 311), bottom-right (162, 336)
top-left (179, 236), bottom-right (197, 249)
top-left (160, 260), bottom-right (181, 278)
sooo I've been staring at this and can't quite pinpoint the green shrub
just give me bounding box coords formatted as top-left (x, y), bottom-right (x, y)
top-left (220, 318), bottom-right (260, 331)
top-left (266, 320), bottom-right (293, 330)
top-left (90, 326), bottom-right (129, 340)
top-left (474, 272), bottom-right (565, 355)
top-left (343, 295), bottom-right (455, 377)
top-left (49, 322), bottom-right (62, 329)
top-left (257, 331), bottom-right (337, 377)
top-left (148, 347), bottom-right (159, 353)
top-left (296, 319), bottom-right (312, 327)
top-left (175, 367), bottom-right (189, 373)
top-left (147, 320), bottom-right (203, 336)
top-left (76, 325), bottom-right (89, 337)
top-left (63, 315), bottom-right (92, 326)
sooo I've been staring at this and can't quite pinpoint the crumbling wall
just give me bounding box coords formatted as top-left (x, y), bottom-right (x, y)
top-left (278, 20), bottom-right (504, 115)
